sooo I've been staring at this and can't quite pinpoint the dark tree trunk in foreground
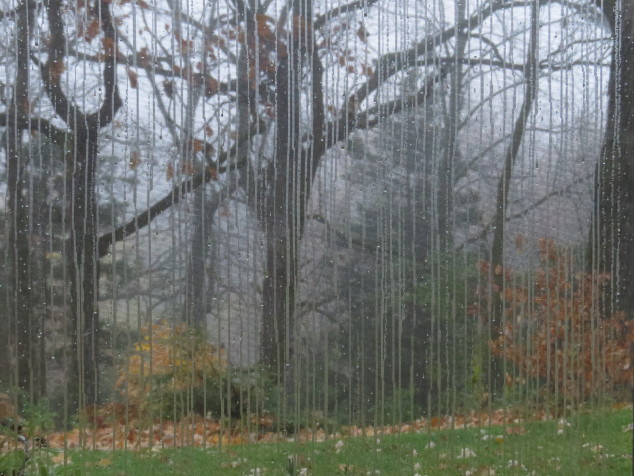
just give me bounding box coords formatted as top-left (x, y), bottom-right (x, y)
top-left (489, 0), bottom-right (539, 397)
top-left (41, 0), bottom-right (121, 408)
top-left (593, 1), bottom-right (634, 319)
top-left (261, 28), bottom-right (302, 375)
top-left (66, 126), bottom-right (101, 407)
top-left (4, 0), bottom-right (45, 401)
top-left (184, 190), bottom-right (220, 327)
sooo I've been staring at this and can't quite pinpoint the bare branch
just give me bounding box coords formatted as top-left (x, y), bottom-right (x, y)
top-left (314, 0), bottom-right (381, 30)
top-left (458, 172), bottom-right (594, 250)
top-left (97, 120), bottom-right (267, 257)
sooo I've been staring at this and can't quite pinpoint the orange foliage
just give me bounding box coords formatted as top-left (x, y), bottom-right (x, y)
top-left (126, 67), bottom-right (138, 89)
top-left (48, 60), bottom-right (66, 83)
top-left (480, 238), bottom-right (633, 402)
top-left (115, 321), bottom-right (226, 415)
top-left (0, 394), bottom-right (15, 422)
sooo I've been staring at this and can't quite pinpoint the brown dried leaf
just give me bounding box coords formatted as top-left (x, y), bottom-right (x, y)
top-left (129, 151), bottom-right (141, 169)
top-left (126, 68), bottom-right (138, 88)
top-left (515, 233), bottom-right (524, 251)
top-left (49, 60), bottom-right (66, 82)
top-left (181, 160), bottom-right (195, 175)
top-left (85, 19), bottom-right (101, 42)
top-left (204, 77), bottom-right (219, 97)
top-left (101, 37), bottom-right (116, 57)
top-left (163, 80), bottom-right (174, 98)
top-left (192, 139), bottom-right (204, 153)
top-left (256, 13), bottom-right (275, 41)
top-left (138, 46), bottom-right (151, 68)
top-left (357, 22), bottom-right (369, 42)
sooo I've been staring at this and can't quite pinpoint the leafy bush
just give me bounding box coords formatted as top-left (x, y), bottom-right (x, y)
top-left (477, 238), bottom-right (633, 404)
top-left (115, 321), bottom-right (230, 420)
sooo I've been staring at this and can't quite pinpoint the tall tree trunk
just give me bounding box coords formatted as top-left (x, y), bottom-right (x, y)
top-left (4, 0), bottom-right (44, 401)
top-left (261, 41), bottom-right (302, 375)
top-left (67, 127), bottom-right (101, 408)
top-left (593, 1), bottom-right (634, 319)
top-left (41, 0), bottom-right (121, 409)
top-left (436, 0), bottom-right (467, 253)
top-left (184, 190), bottom-right (220, 327)
top-left (488, 0), bottom-right (539, 397)
top-left (260, 0), bottom-right (323, 378)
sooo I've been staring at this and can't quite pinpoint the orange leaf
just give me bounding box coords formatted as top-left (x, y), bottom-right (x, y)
top-left (84, 19), bottom-right (101, 42)
top-left (138, 46), bottom-right (151, 67)
top-left (192, 139), bottom-right (204, 152)
top-left (430, 416), bottom-right (443, 428)
top-left (515, 233), bottom-right (524, 251)
top-left (49, 60), bottom-right (66, 82)
top-left (357, 23), bottom-right (369, 42)
top-left (101, 37), bottom-right (116, 57)
top-left (291, 14), bottom-right (311, 39)
top-left (128, 151), bottom-right (141, 169)
top-left (181, 161), bottom-right (195, 175)
top-left (163, 80), bottom-right (174, 98)
top-left (256, 14), bottom-right (275, 41)
top-left (126, 68), bottom-right (138, 88)
top-left (180, 38), bottom-right (193, 54)
top-left (204, 77), bottom-right (219, 97)
top-left (166, 163), bottom-right (174, 180)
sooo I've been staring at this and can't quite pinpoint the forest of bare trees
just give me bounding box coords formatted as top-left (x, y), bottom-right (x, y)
top-left (0, 0), bottom-right (631, 430)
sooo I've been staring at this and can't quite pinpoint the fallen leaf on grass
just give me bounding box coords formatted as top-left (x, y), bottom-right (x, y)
top-left (335, 439), bottom-right (344, 453)
top-left (50, 452), bottom-right (71, 465)
top-left (457, 448), bottom-right (477, 459)
top-left (582, 443), bottom-right (604, 453)
top-left (506, 460), bottom-right (526, 469)
top-left (505, 425), bottom-right (526, 435)
top-left (221, 457), bottom-right (246, 468)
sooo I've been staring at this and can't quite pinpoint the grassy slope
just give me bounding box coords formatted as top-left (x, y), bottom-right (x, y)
top-left (5, 408), bottom-right (632, 475)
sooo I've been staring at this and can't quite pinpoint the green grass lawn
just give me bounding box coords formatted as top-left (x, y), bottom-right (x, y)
top-left (3, 407), bottom-right (631, 475)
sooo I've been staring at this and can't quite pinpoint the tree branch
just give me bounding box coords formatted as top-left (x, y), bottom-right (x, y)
top-left (458, 172), bottom-right (594, 250)
top-left (89, 0), bottom-right (122, 127)
top-left (314, 0), bottom-right (381, 30)
top-left (97, 120), bottom-right (266, 257)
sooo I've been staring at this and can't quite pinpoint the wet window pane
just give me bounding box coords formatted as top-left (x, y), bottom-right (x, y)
top-left (0, 0), bottom-right (631, 472)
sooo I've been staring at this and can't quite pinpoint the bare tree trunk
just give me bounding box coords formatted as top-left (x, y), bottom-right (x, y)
top-left (66, 127), bottom-right (101, 407)
top-left (41, 0), bottom-right (121, 409)
top-left (489, 0), bottom-right (540, 397)
top-left (436, 0), bottom-right (467, 253)
top-left (184, 190), bottom-right (221, 326)
top-left (4, 0), bottom-right (44, 401)
top-left (592, 0), bottom-right (634, 319)
top-left (261, 40), bottom-right (302, 374)
top-left (260, 0), bottom-right (323, 379)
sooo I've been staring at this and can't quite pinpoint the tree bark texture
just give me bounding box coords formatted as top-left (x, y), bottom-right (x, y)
top-left (4, 0), bottom-right (45, 400)
top-left (593, 0), bottom-right (634, 318)
top-left (41, 0), bottom-right (121, 408)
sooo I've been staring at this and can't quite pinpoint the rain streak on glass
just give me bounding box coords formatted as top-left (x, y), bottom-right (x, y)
top-left (0, 0), bottom-right (632, 473)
